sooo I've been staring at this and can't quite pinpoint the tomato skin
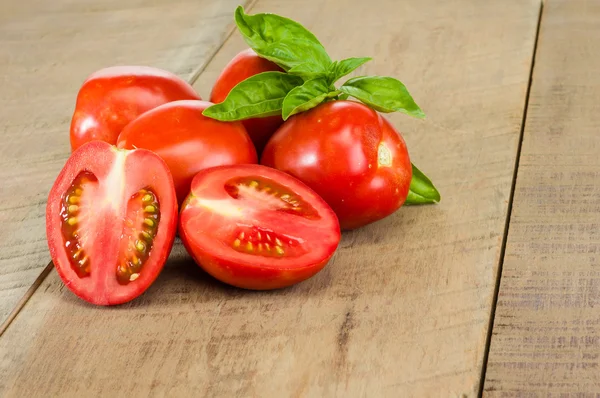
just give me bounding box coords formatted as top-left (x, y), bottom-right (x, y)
top-left (179, 235), bottom-right (334, 290)
top-left (70, 66), bottom-right (200, 151)
top-left (117, 100), bottom-right (257, 203)
top-left (46, 141), bottom-right (178, 305)
top-left (210, 49), bottom-right (284, 153)
top-left (179, 164), bottom-right (340, 290)
top-left (261, 100), bottom-right (412, 230)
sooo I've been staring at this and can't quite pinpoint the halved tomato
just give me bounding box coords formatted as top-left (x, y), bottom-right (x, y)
top-left (46, 141), bottom-right (178, 305)
top-left (179, 164), bottom-right (340, 290)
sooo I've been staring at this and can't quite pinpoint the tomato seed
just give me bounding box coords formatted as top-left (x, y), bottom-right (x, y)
top-left (135, 240), bottom-right (146, 253)
top-left (141, 193), bottom-right (154, 203)
top-left (144, 205), bottom-right (157, 213)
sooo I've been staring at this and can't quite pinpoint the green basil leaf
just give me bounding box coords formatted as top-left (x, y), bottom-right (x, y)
top-left (202, 71), bottom-right (303, 121)
top-left (328, 57), bottom-right (371, 84)
top-left (235, 6), bottom-right (331, 72)
top-left (288, 63), bottom-right (328, 81)
top-left (282, 78), bottom-right (339, 120)
top-left (405, 163), bottom-right (440, 205)
top-left (339, 76), bottom-right (425, 118)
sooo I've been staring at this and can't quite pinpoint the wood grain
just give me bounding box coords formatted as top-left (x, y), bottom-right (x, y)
top-left (0, 0), bottom-right (540, 396)
top-left (0, 0), bottom-right (244, 326)
top-left (484, 0), bottom-right (600, 394)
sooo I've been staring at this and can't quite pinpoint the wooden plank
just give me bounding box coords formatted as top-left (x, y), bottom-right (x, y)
top-left (0, 0), bottom-right (540, 396)
top-left (484, 0), bottom-right (600, 394)
top-left (0, 0), bottom-right (245, 326)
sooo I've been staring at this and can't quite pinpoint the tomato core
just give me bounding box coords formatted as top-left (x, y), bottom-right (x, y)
top-left (223, 176), bottom-right (319, 220)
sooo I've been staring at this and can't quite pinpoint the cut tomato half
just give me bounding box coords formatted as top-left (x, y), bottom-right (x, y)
top-left (46, 141), bottom-right (178, 305)
top-left (179, 164), bottom-right (341, 290)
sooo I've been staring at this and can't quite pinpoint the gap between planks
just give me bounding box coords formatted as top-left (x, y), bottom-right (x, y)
top-left (477, 1), bottom-right (544, 396)
top-left (0, 0), bottom-right (259, 339)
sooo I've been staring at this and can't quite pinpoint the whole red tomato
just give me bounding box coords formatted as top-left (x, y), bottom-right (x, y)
top-left (46, 141), bottom-right (178, 305)
top-left (210, 49), bottom-right (283, 153)
top-left (70, 66), bottom-right (200, 151)
top-left (117, 100), bottom-right (257, 203)
top-left (179, 164), bottom-right (340, 290)
top-left (261, 100), bottom-right (412, 230)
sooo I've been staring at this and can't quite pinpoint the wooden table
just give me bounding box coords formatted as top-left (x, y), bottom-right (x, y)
top-left (0, 0), bottom-right (598, 396)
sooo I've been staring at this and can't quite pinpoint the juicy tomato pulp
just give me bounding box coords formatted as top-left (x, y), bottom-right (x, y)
top-left (179, 165), bottom-right (341, 290)
top-left (46, 141), bottom-right (178, 305)
top-left (210, 49), bottom-right (284, 153)
top-left (70, 66), bottom-right (200, 151)
top-left (261, 100), bottom-right (412, 230)
top-left (117, 100), bottom-right (257, 204)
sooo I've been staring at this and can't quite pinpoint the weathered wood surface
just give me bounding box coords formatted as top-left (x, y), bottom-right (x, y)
top-left (0, 0), bottom-right (245, 326)
top-left (0, 0), bottom-right (540, 396)
top-left (484, 0), bottom-right (600, 394)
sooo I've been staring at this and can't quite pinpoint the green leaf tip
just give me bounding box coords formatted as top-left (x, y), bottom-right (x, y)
top-left (404, 163), bottom-right (440, 205)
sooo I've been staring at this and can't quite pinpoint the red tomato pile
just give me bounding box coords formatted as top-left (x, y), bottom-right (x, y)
top-left (46, 7), bottom-right (439, 305)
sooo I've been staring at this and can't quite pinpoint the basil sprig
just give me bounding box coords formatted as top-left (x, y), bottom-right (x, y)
top-left (203, 6), bottom-right (424, 122)
top-left (203, 7), bottom-right (439, 205)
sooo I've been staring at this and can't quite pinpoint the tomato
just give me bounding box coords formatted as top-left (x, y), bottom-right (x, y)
top-left (210, 49), bottom-right (284, 153)
top-left (46, 141), bottom-right (178, 305)
top-left (70, 66), bottom-right (200, 151)
top-left (179, 164), bottom-right (340, 290)
top-left (261, 100), bottom-right (412, 230)
top-left (117, 100), bottom-right (257, 204)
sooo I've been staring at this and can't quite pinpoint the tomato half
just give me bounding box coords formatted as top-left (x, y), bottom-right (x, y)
top-left (261, 100), bottom-right (412, 230)
top-left (70, 66), bottom-right (200, 151)
top-left (46, 141), bottom-right (178, 305)
top-left (117, 100), bottom-right (257, 204)
top-left (210, 49), bottom-right (284, 153)
top-left (179, 164), bottom-right (340, 290)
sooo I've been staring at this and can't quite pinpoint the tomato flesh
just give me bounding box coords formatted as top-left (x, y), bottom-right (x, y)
top-left (46, 141), bottom-right (177, 305)
top-left (261, 100), bottom-right (412, 230)
top-left (117, 100), bottom-right (257, 203)
top-left (210, 49), bottom-right (284, 153)
top-left (179, 164), bottom-right (340, 290)
top-left (70, 66), bottom-right (200, 151)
